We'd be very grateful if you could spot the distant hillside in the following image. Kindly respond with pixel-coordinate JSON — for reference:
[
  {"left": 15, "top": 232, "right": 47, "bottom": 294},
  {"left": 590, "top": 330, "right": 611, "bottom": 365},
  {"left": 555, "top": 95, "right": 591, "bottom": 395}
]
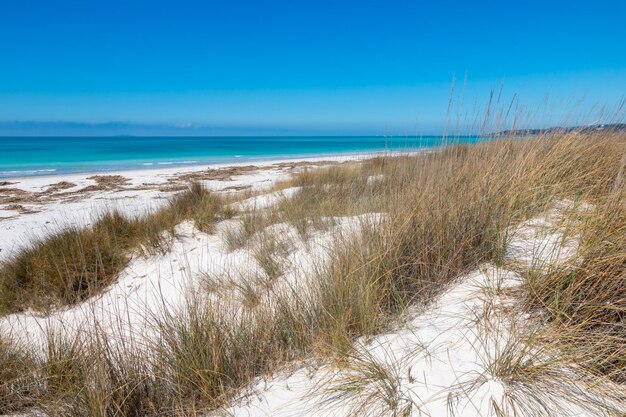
[{"left": 495, "top": 123, "right": 626, "bottom": 136}]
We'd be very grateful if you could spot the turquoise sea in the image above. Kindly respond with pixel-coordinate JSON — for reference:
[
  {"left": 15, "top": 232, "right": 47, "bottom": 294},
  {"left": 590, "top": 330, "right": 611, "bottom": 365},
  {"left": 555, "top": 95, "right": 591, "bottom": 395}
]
[{"left": 0, "top": 136, "right": 480, "bottom": 178}]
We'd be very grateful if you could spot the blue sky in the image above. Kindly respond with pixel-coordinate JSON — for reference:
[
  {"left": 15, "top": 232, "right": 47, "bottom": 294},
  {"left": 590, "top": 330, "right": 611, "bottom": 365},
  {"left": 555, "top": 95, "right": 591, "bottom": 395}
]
[{"left": 0, "top": 0, "right": 625, "bottom": 135}]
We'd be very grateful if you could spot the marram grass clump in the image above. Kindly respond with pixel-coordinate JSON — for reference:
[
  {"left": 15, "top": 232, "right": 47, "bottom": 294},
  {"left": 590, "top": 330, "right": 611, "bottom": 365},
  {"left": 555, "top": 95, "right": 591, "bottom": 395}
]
[
  {"left": 0, "top": 182, "right": 226, "bottom": 314},
  {"left": 524, "top": 185, "right": 626, "bottom": 383}
]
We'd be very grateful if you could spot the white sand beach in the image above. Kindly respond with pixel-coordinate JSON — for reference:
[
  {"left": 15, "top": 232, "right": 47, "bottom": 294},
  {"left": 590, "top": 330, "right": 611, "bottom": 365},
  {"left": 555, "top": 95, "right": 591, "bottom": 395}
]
[
  {"left": 0, "top": 153, "right": 393, "bottom": 263},
  {"left": 1, "top": 146, "right": 624, "bottom": 417}
]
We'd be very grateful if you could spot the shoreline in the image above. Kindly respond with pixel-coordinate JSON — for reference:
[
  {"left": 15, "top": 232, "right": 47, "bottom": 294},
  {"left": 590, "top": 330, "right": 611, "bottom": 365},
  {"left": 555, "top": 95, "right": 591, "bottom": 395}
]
[
  {"left": 0, "top": 150, "right": 423, "bottom": 262},
  {"left": 0, "top": 149, "right": 419, "bottom": 184},
  {"left": 0, "top": 147, "right": 431, "bottom": 181}
]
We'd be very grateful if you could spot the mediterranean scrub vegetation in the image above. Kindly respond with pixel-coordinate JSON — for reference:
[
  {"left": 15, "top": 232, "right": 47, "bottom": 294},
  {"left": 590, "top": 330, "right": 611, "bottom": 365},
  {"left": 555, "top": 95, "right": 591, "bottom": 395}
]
[{"left": 0, "top": 131, "right": 624, "bottom": 415}]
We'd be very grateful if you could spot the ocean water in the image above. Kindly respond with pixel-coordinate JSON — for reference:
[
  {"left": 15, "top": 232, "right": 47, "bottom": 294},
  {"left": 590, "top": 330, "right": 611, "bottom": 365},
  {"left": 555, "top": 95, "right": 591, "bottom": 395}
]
[{"left": 0, "top": 136, "right": 480, "bottom": 178}]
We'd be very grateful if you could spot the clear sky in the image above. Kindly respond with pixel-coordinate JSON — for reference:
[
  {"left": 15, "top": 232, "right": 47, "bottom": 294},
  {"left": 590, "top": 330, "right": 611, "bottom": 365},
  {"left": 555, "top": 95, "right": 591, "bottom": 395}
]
[{"left": 0, "top": 0, "right": 625, "bottom": 135}]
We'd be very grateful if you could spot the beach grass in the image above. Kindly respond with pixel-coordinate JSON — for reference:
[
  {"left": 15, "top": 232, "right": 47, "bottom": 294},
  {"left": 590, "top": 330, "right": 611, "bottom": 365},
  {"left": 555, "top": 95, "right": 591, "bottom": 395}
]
[
  {"left": 0, "top": 335, "right": 39, "bottom": 413},
  {"left": 0, "top": 131, "right": 625, "bottom": 414},
  {"left": 523, "top": 182, "right": 626, "bottom": 383},
  {"left": 0, "top": 182, "right": 227, "bottom": 314}
]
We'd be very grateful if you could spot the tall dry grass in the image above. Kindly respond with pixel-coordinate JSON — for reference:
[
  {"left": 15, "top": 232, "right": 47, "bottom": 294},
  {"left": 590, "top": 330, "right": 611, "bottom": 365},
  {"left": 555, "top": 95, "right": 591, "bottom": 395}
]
[
  {"left": 0, "top": 182, "right": 226, "bottom": 314},
  {"left": 147, "top": 133, "right": 625, "bottom": 412},
  {"left": 0, "top": 132, "right": 624, "bottom": 414},
  {"left": 524, "top": 170, "right": 626, "bottom": 383},
  {"left": 0, "top": 336, "right": 40, "bottom": 413}
]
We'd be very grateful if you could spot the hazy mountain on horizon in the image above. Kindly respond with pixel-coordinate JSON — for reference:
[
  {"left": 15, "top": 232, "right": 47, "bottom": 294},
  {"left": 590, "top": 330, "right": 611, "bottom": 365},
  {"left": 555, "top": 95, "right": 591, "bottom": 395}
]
[
  {"left": 0, "top": 121, "right": 379, "bottom": 137},
  {"left": 1, "top": 121, "right": 623, "bottom": 137}
]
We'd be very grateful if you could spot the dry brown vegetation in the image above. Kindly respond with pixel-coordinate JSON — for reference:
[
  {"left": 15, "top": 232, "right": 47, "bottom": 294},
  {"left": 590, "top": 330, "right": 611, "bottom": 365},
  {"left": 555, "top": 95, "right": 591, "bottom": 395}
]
[
  {"left": 0, "top": 182, "right": 228, "bottom": 314},
  {"left": 523, "top": 179, "right": 626, "bottom": 383},
  {"left": 0, "top": 132, "right": 624, "bottom": 415},
  {"left": 0, "top": 336, "right": 39, "bottom": 413}
]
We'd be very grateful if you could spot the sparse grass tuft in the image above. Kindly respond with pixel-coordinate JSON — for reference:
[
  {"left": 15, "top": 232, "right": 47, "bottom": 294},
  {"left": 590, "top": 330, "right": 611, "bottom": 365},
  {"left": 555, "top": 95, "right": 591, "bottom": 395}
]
[
  {"left": 0, "top": 336, "right": 40, "bottom": 414},
  {"left": 252, "top": 230, "right": 290, "bottom": 282},
  {"left": 324, "top": 344, "right": 416, "bottom": 417},
  {"left": 222, "top": 211, "right": 271, "bottom": 251}
]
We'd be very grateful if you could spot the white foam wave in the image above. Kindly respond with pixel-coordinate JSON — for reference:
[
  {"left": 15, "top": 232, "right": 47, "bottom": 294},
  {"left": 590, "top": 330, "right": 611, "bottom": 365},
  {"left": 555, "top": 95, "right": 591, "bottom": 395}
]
[
  {"left": 155, "top": 160, "right": 199, "bottom": 166},
  {"left": 0, "top": 168, "right": 57, "bottom": 175}
]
